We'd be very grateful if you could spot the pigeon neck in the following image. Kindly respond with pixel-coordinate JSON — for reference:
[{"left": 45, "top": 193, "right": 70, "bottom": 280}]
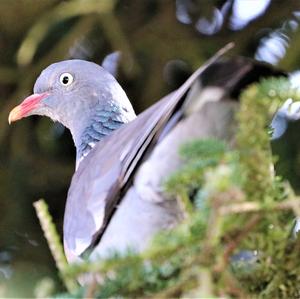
[{"left": 73, "top": 102, "right": 136, "bottom": 167}]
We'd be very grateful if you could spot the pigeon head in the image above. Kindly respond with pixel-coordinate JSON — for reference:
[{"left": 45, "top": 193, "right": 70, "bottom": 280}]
[{"left": 9, "top": 59, "right": 136, "bottom": 162}]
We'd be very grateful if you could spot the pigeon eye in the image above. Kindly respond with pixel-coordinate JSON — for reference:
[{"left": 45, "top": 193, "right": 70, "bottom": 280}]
[{"left": 59, "top": 73, "right": 74, "bottom": 86}]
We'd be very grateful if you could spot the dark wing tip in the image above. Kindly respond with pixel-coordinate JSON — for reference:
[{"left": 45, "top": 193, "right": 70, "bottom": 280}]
[{"left": 199, "top": 56, "right": 286, "bottom": 99}]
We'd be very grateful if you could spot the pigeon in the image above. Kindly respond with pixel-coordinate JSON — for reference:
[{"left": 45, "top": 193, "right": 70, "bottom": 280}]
[{"left": 8, "top": 48, "right": 284, "bottom": 264}]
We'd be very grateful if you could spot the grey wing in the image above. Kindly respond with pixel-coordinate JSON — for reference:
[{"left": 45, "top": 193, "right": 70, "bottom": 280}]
[
  {"left": 86, "top": 57, "right": 286, "bottom": 260},
  {"left": 63, "top": 47, "right": 231, "bottom": 262},
  {"left": 63, "top": 53, "right": 285, "bottom": 262},
  {"left": 63, "top": 94, "right": 181, "bottom": 261}
]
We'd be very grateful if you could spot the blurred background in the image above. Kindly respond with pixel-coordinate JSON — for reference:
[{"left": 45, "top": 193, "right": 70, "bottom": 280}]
[{"left": 1, "top": 0, "right": 300, "bottom": 296}]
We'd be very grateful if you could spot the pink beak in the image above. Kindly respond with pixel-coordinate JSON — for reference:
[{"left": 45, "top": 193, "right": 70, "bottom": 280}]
[{"left": 8, "top": 92, "right": 49, "bottom": 124}]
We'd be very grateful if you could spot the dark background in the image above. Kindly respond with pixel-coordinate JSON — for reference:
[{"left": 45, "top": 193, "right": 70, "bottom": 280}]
[{"left": 1, "top": 0, "right": 300, "bottom": 296}]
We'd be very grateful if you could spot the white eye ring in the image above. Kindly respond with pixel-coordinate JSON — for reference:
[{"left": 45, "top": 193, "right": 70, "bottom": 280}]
[{"left": 59, "top": 73, "right": 74, "bottom": 86}]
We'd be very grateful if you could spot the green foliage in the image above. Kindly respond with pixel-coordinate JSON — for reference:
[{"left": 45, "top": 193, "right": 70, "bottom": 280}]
[
  {"left": 33, "top": 199, "right": 78, "bottom": 294},
  {"left": 165, "top": 139, "right": 227, "bottom": 193},
  {"left": 237, "top": 77, "right": 300, "bottom": 204},
  {"left": 165, "top": 139, "right": 232, "bottom": 215}
]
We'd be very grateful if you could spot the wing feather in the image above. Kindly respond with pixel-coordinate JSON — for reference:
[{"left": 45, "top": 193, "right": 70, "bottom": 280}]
[{"left": 63, "top": 46, "right": 285, "bottom": 260}]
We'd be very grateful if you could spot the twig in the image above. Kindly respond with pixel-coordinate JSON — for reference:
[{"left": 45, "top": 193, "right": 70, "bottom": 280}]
[
  {"left": 33, "top": 199, "right": 78, "bottom": 293},
  {"left": 219, "top": 199, "right": 300, "bottom": 215},
  {"left": 176, "top": 192, "right": 194, "bottom": 219},
  {"left": 84, "top": 278, "right": 97, "bottom": 299},
  {"left": 221, "top": 214, "right": 261, "bottom": 269}
]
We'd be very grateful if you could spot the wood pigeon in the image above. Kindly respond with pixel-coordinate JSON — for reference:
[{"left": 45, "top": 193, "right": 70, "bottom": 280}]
[{"left": 8, "top": 50, "right": 283, "bottom": 265}]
